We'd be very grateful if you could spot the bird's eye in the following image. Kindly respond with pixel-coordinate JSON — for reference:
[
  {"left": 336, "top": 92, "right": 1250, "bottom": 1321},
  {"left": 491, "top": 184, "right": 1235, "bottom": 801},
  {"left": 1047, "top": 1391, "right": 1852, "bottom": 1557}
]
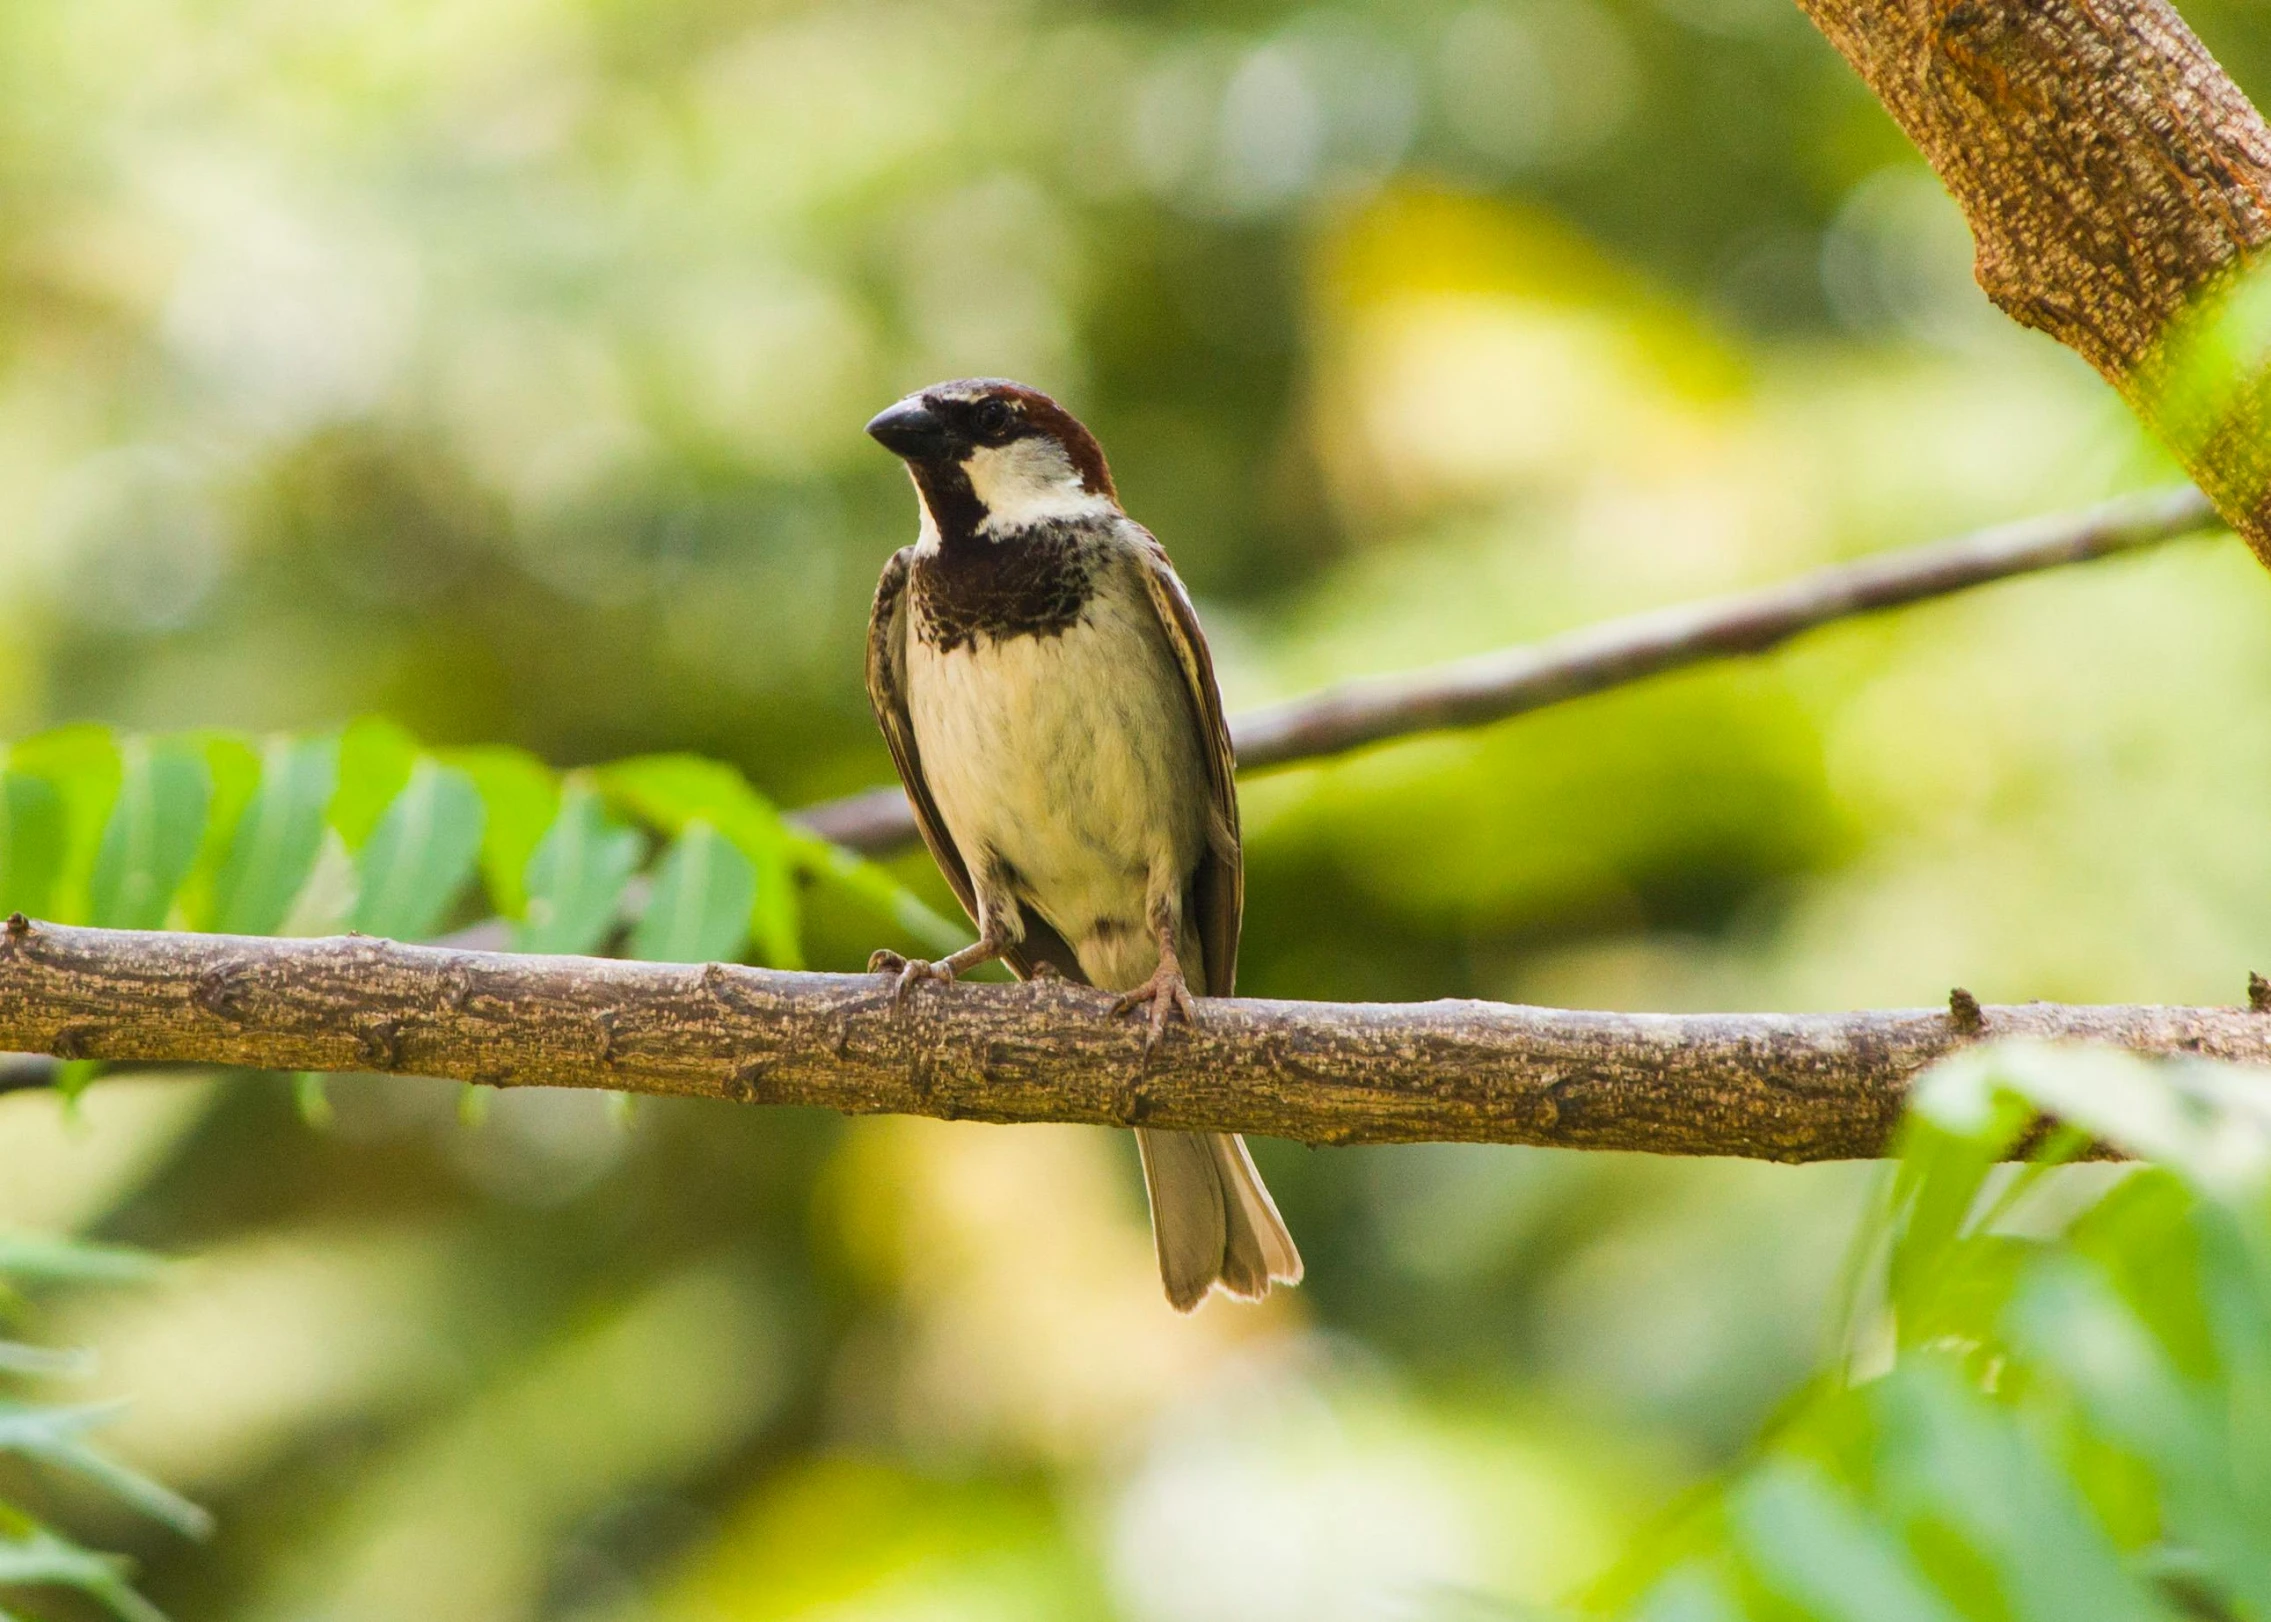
[{"left": 975, "top": 399, "right": 1015, "bottom": 438}]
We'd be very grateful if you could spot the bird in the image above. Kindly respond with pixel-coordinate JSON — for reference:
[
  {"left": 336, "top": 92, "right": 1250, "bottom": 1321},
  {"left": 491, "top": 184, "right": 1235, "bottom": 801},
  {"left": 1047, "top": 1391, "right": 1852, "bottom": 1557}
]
[{"left": 860, "top": 377, "right": 1302, "bottom": 1312}]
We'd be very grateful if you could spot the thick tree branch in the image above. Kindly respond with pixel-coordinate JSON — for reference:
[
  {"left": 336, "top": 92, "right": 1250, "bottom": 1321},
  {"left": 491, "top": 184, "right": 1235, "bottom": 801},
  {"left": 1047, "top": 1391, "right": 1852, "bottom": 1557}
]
[
  {"left": 1790, "top": 0, "right": 2271, "bottom": 562},
  {"left": 3, "top": 920, "right": 2265, "bottom": 1160},
  {"left": 797, "top": 486, "right": 2220, "bottom": 856}
]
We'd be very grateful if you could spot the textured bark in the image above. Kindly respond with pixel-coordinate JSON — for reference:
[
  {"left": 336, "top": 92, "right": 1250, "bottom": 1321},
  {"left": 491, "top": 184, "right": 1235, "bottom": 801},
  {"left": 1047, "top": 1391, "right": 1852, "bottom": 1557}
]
[
  {"left": 797, "top": 486, "right": 2220, "bottom": 857},
  {"left": 1793, "top": 0, "right": 2271, "bottom": 560},
  {"left": 5, "top": 920, "right": 2268, "bottom": 1160}
]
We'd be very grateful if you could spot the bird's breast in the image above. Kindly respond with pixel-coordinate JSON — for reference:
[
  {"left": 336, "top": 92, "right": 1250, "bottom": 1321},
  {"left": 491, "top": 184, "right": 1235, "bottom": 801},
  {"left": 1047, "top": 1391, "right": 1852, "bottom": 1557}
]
[{"left": 905, "top": 565, "right": 1209, "bottom": 937}]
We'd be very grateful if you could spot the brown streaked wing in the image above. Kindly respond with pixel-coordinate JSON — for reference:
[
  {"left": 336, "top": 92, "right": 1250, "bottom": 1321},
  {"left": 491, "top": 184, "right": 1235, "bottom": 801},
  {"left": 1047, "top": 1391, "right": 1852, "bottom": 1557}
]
[
  {"left": 864, "top": 545, "right": 1088, "bottom": 984},
  {"left": 865, "top": 547, "right": 979, "bottom": 921},
  {"left": 1128, "top": 526, "right": 1242, "bottom": 998}
]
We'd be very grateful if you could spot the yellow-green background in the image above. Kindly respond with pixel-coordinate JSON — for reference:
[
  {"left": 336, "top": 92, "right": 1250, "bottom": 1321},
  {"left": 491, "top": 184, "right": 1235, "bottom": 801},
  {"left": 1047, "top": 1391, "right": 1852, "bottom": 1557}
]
[{"left": 4, "top": 0, "right": 2270, "bottom": 1616}]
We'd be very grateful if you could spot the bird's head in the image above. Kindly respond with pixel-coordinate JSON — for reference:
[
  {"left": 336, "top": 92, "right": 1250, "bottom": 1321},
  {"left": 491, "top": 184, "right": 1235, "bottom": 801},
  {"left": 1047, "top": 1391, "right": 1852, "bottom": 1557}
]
[{"left": 865, "top": 379, "right": 1117, "bottom": 542}]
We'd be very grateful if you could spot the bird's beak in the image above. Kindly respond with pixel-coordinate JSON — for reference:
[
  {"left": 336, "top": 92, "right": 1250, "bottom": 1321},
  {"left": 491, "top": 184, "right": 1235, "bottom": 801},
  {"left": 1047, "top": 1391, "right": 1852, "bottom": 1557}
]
[{"left": 865, "top": 398, "right": 954, "bottom": 461}]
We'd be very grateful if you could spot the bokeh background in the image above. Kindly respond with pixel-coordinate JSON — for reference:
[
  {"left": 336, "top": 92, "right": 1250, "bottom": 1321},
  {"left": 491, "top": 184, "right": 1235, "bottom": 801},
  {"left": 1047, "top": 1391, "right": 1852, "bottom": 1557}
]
[{"left": 5, "top": 0, "right": 2271, "bottom": 1616}]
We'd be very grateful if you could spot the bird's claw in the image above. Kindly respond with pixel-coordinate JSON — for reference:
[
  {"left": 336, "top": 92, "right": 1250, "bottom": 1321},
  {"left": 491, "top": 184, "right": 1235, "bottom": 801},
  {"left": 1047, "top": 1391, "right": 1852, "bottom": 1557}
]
[
  {"left": 868, "top": 949, "right": 955, "bottom": 1010},
  {"left": 1111, "top": 960, "right": 1198, "bottom": 1056}
]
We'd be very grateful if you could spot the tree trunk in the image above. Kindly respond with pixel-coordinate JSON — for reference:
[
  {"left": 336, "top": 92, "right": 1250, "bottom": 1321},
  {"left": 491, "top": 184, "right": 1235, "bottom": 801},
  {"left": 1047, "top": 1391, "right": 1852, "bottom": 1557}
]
[{"left": 1796, "top": 0, "right": 2271, "bottom": 561}]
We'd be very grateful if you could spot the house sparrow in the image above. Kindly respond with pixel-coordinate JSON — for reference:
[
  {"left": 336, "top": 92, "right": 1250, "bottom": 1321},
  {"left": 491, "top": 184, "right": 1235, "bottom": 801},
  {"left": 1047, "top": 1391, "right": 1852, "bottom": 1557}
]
[{"left": 861, "top": 377, "right": 1302, "bottom": 1312}]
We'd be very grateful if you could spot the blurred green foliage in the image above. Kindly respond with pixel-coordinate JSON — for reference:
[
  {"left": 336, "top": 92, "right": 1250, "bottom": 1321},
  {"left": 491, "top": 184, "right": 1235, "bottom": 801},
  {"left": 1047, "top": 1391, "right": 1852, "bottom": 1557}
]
[
  {"left": 0, "top": 720, "right": 958, "bottom": 975},
  {"left": 3, "top": 0, "right": 2271, "bottom": 1617},
  {"left": 0, "top": 1234, "right": 204, "bottom": 1621},
  {"left": 1571, "top": 1043, "right": 2271, "bottom": 1622}
]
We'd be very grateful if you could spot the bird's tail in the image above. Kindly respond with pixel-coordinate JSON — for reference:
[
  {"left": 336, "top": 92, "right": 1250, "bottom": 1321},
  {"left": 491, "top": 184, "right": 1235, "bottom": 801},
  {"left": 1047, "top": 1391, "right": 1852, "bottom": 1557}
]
[{"left": 1135, "top": 1128, "right": 1303, "bottom": 1312}]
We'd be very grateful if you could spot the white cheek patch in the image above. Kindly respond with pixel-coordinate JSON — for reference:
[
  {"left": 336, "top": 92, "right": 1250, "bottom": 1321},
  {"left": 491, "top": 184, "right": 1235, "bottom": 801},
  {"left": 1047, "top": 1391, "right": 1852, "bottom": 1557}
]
[
  {"left": 966, "top": 438, "right": 1115, "bottom": 534},
  {"left": 912, "top": 467, "right": 943, "bottom": 553}
]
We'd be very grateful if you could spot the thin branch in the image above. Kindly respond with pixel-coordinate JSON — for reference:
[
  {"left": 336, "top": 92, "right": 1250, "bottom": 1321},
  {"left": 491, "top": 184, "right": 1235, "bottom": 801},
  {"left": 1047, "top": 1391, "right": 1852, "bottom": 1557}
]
[
  {"left": 795, "top": 486, "right": 2220, "bottom": 855},
  {"left": 3, "top": 920, "right": 2265, "bottom": 1160}
]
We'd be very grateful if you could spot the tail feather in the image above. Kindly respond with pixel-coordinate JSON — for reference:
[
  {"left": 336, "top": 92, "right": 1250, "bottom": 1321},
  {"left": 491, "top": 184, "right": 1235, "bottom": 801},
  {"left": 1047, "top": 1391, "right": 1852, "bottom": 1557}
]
[
  {"left": 1014, "top": 932, "right": 1300, "bottom": 1311},
  {"left": 1137, "top": 1127, "right": 1302, "bottom": 1312}
]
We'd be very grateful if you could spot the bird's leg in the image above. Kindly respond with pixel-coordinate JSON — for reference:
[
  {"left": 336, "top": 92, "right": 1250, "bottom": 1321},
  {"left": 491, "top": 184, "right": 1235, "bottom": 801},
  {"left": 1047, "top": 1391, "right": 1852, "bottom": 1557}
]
[
  {"left": 868, "top": 927, "right": 1008, "bottom": 1009},
  {"left": 1111, "top": 910, "right": 1198, "bottom": 1054}
]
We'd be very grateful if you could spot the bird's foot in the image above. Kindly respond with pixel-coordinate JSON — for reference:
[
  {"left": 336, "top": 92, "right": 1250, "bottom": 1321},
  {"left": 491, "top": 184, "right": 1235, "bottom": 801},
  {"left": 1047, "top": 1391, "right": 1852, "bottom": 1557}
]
[
  {"left": 868, "top": 948, "right": 957, "bottom": 1010},
  {"left": 1111, "top": 955, "right": 1198, "bottom": 1055}
]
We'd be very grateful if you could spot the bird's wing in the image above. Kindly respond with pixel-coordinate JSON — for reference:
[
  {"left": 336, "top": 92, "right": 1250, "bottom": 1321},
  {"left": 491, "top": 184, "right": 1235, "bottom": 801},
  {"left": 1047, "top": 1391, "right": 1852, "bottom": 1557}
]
[
  {"left": 866, "top": 546, "right": 980, "bottom": 922},
  {"left": 1129, "top": 526, "right": 1242, "bottom": 998},
  {"left": 865, "top": 546, "right": 1087, "bottom": 983}
]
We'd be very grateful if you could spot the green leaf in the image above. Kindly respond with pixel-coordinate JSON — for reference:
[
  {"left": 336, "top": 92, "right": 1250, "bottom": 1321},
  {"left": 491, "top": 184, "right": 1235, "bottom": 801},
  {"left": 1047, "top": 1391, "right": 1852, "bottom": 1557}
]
[
  {"left": 206, "top": 735, "right": 341, "bottom": 936},
  {"left": 0, "top": 1524, "right": 117, "bottom": 1586},
  {"left": 2094, "top": 1254, "right": 2266, "bottom": 1574},
  {"left": 292, "top": 1072, "right": 333, "bottom": 1129},
  {"left": 7, "top": 726, "right": 122, "bottom": 924},
  {"left": 630, "top": 820, "right": 755, "bottom": 964},
  {"left": 2006, "top": 1256, "right": 2271, "bottom": 1617},
  {"left": 441, "top": 745, "right": 559, "bottom": 919},
  {"left": 0, "top": 774, "right": 65, "bottom": 921},
  {"left": 351, "top": 760, "right": 485, "bottom": 941},
  {"left": 0, "top": 1403, "right": 210, "bottom": 1539},
  {"left": 0, "top": 1343, "right": 92, "bottom": 1379},
  {"left": 194, "top": 732, "right": 261, "bottom": 816},
  {"left": 327, "top": 716, "right": 420, "bottom": 851},
  {"left": 1867, "top": 1361, "right": 2178, "bottom": 1622},
  {"left": 1885, "top": 1045, "right": 2059, "bottom": 1346},
  {"left": 1609, "top": 1044, "right": 2271, "bottom": 1622},
  {"left": 86, "top": 739, "right": 211, "bottom": 931},
  {"left": 53, "top": 1061, "right": 100, "bottom": 1109},
  {"left": 2066, "top": 1170, "right": 2220, "bottom": 1387},
  {"left": 512, "top": 781, "right": 644, "bottom": 955},
  {"left": 277, "top": 830, "right": 359, "bottom": 937},
  {"left": 1632, "top": 1567, "right": 1745, "bottom": 1622},
  {"left": 0, "top": 1523, "right": 168, "bottom": 1622},
  {"left": 783, "top": 826, "right": 969, "bottom": 957},
  {"left": 1730, "top": 1460, "right": 1965, "bottom": 1622},
  {"left": 169, "top": 731, "right": 259, "bottom": 930},
  {"left": 0, "top": 1234, "right": 165, "bottom": 1287},
  {"left": 0, "top": 1233, "right": 186, "bottom": 1622},
  {"left": 598, "top": 755, "right": 802, "bottom": 968},
  {"left": 1920, "top": 1042, "right": 2271, "bottom": 1202}
]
